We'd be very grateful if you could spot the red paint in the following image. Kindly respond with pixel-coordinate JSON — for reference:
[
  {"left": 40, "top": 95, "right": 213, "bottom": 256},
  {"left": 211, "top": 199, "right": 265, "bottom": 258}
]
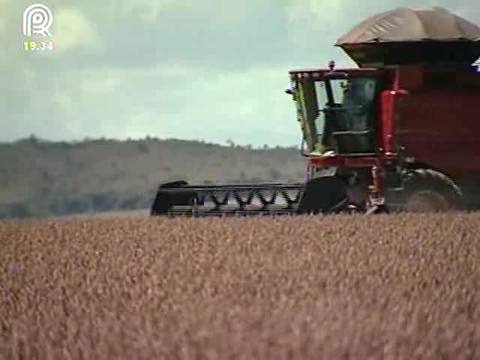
[
  {"left": 294, "top": 65, "right": 480, "bottom": 179},
  {"left": 394, "top": 86, "right": 480, "bottom": 176},
  {"left": 380, "top": 90, "right": 395, "bottom": 154},
  {"left": 309, "top": 155, "right": 381, "bottom": 168}
]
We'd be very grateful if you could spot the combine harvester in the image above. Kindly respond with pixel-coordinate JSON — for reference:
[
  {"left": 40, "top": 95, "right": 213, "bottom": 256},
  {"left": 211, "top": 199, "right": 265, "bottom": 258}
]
[{"left": 151, "top": 7, "right": 480, "bottom": 216}]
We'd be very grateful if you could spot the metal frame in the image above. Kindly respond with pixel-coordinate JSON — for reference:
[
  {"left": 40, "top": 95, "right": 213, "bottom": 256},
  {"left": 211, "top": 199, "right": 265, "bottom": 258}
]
[{"left": 153, "top": 183, "right": 305, "bottom": 217}]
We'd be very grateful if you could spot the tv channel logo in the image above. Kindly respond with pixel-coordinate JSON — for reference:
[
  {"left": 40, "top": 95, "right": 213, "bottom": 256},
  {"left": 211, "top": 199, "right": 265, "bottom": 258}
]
[{"left": 23, "top": 4, "right": 53, "bottom": 37}]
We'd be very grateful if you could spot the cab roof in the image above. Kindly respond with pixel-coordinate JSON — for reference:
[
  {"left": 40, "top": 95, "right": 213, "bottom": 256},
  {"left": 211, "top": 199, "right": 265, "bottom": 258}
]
[{"left": 289, "top": 68, "right": 383, "bottom": 80}]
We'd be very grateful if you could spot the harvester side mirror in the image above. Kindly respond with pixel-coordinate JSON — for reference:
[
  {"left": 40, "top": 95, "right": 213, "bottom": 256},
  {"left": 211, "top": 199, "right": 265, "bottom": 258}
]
[
  {"left": 286, "top": 87, "right": 298, "bottom": 101},
  {"left": 285, "top": 88, "right": 295, "bottom": 95},
  {"left": 300, "top": 138, "right": 309, "bottom": 157}
]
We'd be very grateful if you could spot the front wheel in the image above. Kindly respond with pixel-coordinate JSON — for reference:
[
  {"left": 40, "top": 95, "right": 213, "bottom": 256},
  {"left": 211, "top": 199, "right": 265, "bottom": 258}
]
[{"left": 399, "top": 169, "right": 463, "bottom": 213}]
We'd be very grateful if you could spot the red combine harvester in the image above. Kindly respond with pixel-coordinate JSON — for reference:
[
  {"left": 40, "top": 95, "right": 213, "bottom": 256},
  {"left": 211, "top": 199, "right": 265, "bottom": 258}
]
[{"left": 151, "top": 7, "right": 480, "bottom": 216}]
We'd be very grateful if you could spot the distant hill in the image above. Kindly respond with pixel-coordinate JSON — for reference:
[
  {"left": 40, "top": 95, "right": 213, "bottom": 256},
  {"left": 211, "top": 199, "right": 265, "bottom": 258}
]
[{"left": 0, "top": 137, "right": 306, "bottom": 218}]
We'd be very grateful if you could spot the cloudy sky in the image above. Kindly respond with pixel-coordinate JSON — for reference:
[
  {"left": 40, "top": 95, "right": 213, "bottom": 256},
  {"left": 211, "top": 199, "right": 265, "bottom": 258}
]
[{"left": 1, "top": 0, "right": 479, "bottom": 146}]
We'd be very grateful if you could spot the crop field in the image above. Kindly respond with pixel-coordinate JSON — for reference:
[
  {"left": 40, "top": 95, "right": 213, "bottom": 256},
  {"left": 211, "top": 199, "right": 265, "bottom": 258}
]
[{"left": 1, "top": 214, "right": 479, "bottom": 359}]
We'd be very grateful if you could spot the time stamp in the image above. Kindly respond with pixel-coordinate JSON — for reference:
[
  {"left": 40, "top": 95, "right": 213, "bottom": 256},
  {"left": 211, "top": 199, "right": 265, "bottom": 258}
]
[{"left": 24, "top": 41, "right": 55, "bottom": 51}]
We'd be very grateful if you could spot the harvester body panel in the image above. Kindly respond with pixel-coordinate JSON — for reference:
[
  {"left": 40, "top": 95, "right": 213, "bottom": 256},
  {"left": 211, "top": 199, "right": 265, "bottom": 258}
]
[{"left": 391, "top": 69, "right": 480, "bottom": 176}]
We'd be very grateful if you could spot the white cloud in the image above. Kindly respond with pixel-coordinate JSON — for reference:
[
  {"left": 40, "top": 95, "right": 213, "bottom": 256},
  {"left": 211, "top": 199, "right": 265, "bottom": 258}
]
[
  {"left": 155, "top": 65, "right": 301, "bottom": 146},
  {"left": 53, "top": 8, "right": 99, "bottom": 52},
  {"left": 287, "top": 0, "right": 345, "bottom": 27},
  {"left": 7, "top": 0, "right": 479, "bottom": 146},
  {"left": 111, "top": 0, "right": 175, "bottom": 22},
  {"left": 81, "top": 76, "right": 122, "bottom": 96}
]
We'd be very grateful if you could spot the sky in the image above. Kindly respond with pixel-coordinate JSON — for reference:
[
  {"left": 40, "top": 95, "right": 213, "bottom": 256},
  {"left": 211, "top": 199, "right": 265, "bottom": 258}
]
[{"left": 1, "top": 0, "right": 479, "bottom": 146}]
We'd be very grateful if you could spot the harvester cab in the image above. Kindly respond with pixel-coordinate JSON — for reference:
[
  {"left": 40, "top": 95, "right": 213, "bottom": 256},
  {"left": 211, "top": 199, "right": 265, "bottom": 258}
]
[
  {"left": 286, "top": 65, "right": 388, "bottom": 214},
  {"left": 289, "top": 65, "right": 381, "bottom": 158},
  {"left": 286, "top": 66, "right": 387, "bottom": 213}
]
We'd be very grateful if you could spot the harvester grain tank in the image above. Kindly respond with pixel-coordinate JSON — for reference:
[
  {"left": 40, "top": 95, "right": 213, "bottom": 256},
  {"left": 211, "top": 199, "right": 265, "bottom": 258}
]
[{"left": 151, "top": 7, "right": 480, "bottom": 216}]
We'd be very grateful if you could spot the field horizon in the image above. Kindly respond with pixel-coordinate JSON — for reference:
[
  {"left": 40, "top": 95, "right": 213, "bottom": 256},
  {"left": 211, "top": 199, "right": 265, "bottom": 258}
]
[{"left": 0, "top": 137, "right": 305, "bottom": 219}]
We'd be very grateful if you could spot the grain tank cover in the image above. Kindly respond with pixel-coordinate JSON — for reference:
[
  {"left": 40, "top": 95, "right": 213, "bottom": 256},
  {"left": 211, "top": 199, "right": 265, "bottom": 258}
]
[{"left": 336, "top": 7, "right": 480, "bottom": 67}]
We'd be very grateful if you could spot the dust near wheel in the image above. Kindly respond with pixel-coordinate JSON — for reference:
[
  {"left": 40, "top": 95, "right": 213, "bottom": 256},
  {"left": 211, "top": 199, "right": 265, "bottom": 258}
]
[{"left": 400, "top": 169, "right": 463, "bottom": 213}]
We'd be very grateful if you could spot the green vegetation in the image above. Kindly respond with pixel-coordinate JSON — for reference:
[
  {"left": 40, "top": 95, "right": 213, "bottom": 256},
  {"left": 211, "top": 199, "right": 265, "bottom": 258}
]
[{"left": 0, "top": 137, "right": 305, "bottom": 218}]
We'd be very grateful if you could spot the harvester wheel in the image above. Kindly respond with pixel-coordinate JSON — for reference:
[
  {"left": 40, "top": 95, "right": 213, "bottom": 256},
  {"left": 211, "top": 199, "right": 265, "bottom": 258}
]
[{"left": 401, "top": 169, "right": 463, "bottom": 213}]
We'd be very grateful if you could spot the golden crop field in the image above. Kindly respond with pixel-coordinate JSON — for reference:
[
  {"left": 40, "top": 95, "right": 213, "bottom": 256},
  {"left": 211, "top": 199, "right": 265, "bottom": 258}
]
[{"left": 1, "top": 214, "right": 479, "bottom": 359}]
